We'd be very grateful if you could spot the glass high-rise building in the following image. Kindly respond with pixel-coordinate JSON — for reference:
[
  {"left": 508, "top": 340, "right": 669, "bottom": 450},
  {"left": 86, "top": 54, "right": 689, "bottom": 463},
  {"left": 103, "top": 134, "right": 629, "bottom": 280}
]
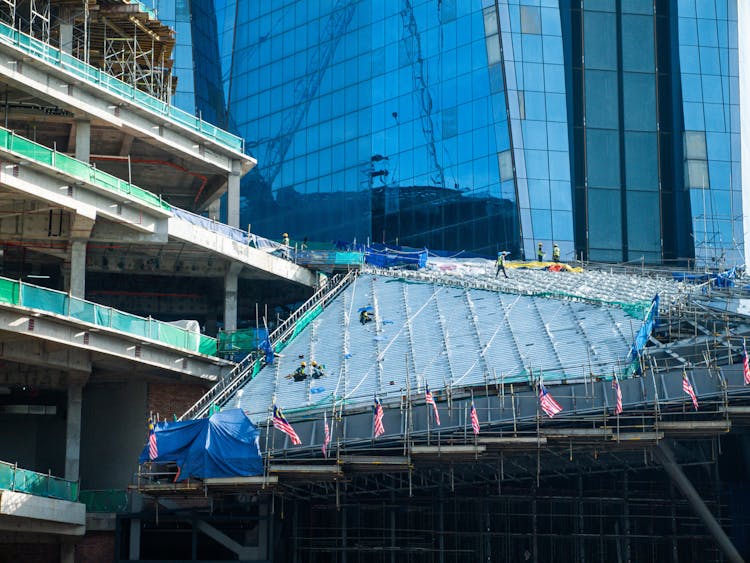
[{"left": 174, "top": 0, "right": 748, "bottom": 266}]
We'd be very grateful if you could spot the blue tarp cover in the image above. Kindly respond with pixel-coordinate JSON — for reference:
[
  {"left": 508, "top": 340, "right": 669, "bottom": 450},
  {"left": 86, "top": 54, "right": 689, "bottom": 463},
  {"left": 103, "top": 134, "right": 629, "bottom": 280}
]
[
  {"left": 365, "top": 244, "right": 428, "bottom": 269},
  {"left": 139, "top": 409, "right": 262, "bottom": 481}
]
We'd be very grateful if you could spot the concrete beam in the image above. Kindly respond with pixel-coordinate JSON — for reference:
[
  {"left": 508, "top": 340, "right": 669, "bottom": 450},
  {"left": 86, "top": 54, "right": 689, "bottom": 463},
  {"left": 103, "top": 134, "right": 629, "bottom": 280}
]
[
  {"left": 0, "top": 155, "right": 166, "bottom": 233},
  {"left": 0, "top": 339, "right": 91, "bottom": 374},
  {"left": 89, "top": 220, "right": 168, "bottom": 244},
  {"left": 0, "top": 307, "right": 226, "bottom": 380},
  {"left": 168, "top": 217, "right": 317, "bottom": 288},
  {"left": 0, "top": 491, "right": 85, "bottom": 535},
  {"left": 0, "top": 365, "right": 70, "bottom": 389},
  {"left": 0, "top": 46, "right": 253, "bottom": 175}
]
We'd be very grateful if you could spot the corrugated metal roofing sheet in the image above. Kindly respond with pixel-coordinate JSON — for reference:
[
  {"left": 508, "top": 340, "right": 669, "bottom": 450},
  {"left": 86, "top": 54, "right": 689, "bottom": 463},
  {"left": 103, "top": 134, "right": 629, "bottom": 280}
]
[{"left": 229, "top": 274, "right": 644, "bottom": 421}]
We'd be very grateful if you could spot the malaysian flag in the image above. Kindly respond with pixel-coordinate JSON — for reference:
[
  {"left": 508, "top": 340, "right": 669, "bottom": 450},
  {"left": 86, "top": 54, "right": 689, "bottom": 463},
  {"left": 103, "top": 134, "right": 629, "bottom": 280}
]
[
  {"left": 148, "top": 414, "right": 158, "bottom": 461},
  {"left": 425, "top": 384, "right": 441, "bottom": 426},
  {"left": 322, "top": 412, "right": 331, "bottom": 458},
  {"left": 470, "top": 401, "right": 480, "bottom": 435},
  {"left": 682, "top": 373, "right": 699, "bottom": 411},
  {"left": 744, "top": 342, "right": 750, "bottom": 385},
  {"left": 612, "top": 376, "right": 623, "bottom": 416},
  {"left": 373, "top": 397, "right": 385, "bottom": 437},
  {"left": 272, "top": 405, "right": 302, "bottom": 445},
  {"left": 539, "top": 382, "right": 563, "bottom": 418}
]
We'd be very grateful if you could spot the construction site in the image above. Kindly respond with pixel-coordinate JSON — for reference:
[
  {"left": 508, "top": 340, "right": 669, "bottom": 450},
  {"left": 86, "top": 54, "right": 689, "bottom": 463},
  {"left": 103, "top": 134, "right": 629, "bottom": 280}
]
[{"left": 0, "top": 1, "right": 747, "bottom": 562}]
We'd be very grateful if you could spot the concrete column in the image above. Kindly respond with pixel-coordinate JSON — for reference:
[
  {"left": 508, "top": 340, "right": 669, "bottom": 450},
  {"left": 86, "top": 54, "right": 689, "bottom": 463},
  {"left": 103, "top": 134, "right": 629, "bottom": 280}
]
[
  {"left": 227, "top": 160, "right": 241, "bottom": 228},
  {"left": 75, "top": 119, "right": 90, "bottom": 163},
  {"left": 68, "top": 239, "right": 86, "bottom": 298},
  {"left": 59, "top": 24, "right": 73, "bottom": 54},
  {"left": 64, "top": 383, "right": 82, "bottom": 481},
  {"left": 60, "top": 542, "right": 74, "bottom": 563},
  {"left": 224, "top": 263, "right": 242, "bottom": 333},
  {"left": 129, "top": 494, "right": 142, "bottom": 560},
  {"left": 59, "top": 8, "right": 73, "bottom": 55}
]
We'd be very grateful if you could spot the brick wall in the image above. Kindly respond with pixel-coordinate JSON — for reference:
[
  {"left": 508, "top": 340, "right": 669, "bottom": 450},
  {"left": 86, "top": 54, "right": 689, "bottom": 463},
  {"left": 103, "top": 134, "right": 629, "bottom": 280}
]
[
  {"left": 76, "top": 532, "right": 115, "bottom": 563},
  {"left": 148, "top": 382, "right": 208, "bottom": 420}
]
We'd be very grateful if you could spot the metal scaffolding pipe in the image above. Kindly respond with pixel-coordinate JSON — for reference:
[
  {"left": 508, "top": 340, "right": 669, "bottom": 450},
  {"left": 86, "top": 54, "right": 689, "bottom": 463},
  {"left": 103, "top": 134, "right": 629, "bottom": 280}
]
[{"left": 654, "top": 443, "right": 744, "bottom": 563}]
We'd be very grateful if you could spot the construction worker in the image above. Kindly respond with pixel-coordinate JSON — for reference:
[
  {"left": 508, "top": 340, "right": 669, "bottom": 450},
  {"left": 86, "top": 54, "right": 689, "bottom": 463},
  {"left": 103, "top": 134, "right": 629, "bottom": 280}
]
[
  {"left": 281, "top": 233, "right": 290, "bottom": 246},
  {"left": 536, "top": 242, "right": 544, "bottom": 263},
  {"left": 552, "top": 243, "right": 560, "bottom": 262},
  {"left": 311, "top": 361, "right": 325, "bottom": 379},
  {"left": 360, "top": 310, "right": 373, "bottom": 325},
  {"left": 292, "top": 361, "right": 307, "bottom": 382},
  {"left": 495, "top": 251, "right": 509, "bottom": 279}
]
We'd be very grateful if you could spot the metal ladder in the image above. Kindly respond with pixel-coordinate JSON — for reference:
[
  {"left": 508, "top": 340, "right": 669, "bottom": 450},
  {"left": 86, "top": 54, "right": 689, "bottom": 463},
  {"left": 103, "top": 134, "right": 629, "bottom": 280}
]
[{"left": 179, "top": 269, "right": 359, "bottom": 420}]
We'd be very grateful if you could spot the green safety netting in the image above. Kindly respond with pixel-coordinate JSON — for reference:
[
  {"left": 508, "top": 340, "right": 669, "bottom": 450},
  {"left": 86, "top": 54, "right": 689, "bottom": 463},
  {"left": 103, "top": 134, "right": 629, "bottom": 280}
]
[
  {"left": 0, "top": 276, "right": 219, "bottom": 356},
  {"left": 21, "top": 284, "right": 67, "bottom": 315},
  {"left": 199, "top": 335, "right": 219, "bottom": 356},
  {"left": 0, "top": 128, "right": 171, "bottom": 212},
  {"left": 0, "top": 278, "right": 19, "bottom": 304},
  {"left": 0, "top": 462, "right": 79, "bottom": 502},
  {"left": 79, "top": 489, "right": 128, "bottom": 513},
  {"left": 218, "top": 328, "right": 268, "bottom": 355}
]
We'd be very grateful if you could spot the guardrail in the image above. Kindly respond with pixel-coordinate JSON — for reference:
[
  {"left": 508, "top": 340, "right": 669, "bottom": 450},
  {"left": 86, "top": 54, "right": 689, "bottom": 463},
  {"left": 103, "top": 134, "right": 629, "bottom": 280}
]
[
  {"left": 0, "top": 276, "right": 218, "bottom": 356},
  {"left": 179, "top": 269, "right": 359, "bottom": 420},
  {"left": 0, "top": 460, "right": 79, "bottom": 502},
  {"left": 0, "top": 126, "right": 171, "bottom": 211},
  {"left": 0, "top": 21, "right": 244, "bottom": 153}
]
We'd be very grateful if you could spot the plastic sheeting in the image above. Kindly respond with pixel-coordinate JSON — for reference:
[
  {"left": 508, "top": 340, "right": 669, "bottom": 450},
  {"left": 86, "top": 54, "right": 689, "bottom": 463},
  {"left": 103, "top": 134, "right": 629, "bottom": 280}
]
[
  {"left": 171, "top": 208, "right": 281, "bottom": 252},
  {"left": 138, "top": 409, "right": 262, "bottom": 481}
]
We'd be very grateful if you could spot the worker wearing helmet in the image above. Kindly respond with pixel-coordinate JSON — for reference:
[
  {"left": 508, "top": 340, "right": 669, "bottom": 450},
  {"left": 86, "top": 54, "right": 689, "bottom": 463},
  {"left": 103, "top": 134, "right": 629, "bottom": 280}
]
[
  {"left": 536, "top": 242, "right": 544, "bottom": 263},
  {"left": 495, "top": 251, "right": 509, "bottom": 279},
  {"left": 360, "top": 310, "right": 373, "bottom": 325},
  {"left": 292, "top": 361, "right": 308, "bottom": 382},
  {"left": 311, "top": 361, "right": 325, "bottom": 379},
  {"left": 282, "top": 233, "right": 290, "bottom": 246},
  {"left": 552, "top": 243, "right": 560, "bottom": 262}
]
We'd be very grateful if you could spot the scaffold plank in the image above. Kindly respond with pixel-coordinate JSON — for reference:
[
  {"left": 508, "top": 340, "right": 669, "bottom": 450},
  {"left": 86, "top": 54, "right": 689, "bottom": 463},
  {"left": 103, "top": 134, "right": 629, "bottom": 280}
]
[
  {"left": 478, "top": 437, "right": 548, "bottom": 447},
  {"left": 410, "top": 445, "right": 486, "bottom": 456},
  {"left": 539, "top": 428, "right": 613, "bottom": 438},
  {"left": 268, "top": 464, "right": 342, "bottom": 475},
  {"left": 658, "top": 420, "right": 731, "bottom": 433},
  {"left": 203, "top": 476, "right": 278, "bottom": 486}
]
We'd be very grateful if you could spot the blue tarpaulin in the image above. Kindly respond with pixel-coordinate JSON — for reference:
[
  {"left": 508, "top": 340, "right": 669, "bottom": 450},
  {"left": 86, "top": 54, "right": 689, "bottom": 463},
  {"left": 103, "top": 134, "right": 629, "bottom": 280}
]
[
  {"left": 139, "top": 409, "right": 263, "bottom": 481},
  {"left": 627, "top": 294, "right": 659, "bottom": 366},
  {"left": 365, "top": 244, "right": 428, "bottom": 269},
  {"left": 671, "top": 267, "right": 736, "bottom": 288}
]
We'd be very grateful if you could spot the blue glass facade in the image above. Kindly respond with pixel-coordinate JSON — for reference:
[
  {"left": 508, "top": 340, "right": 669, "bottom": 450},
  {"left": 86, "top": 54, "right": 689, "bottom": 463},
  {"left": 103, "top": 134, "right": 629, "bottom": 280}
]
[
  {"left": 174, "top": 0, "right": 745, "bottom": 265},
  {"left": 496, "top": 0, "right": 575, "bottom": 261},
  {"left": 676, "top": 0, "right": 742, "bottom": 267}
]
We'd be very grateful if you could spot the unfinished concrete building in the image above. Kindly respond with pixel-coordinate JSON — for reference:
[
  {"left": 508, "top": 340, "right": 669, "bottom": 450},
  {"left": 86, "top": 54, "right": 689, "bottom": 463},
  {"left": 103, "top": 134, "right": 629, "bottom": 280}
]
[
  {"left": 0, "top": 2, "right": 750, "bottom": 563},
  {"left": 0, "top": 1, "right": 318, "bottom": 561}
]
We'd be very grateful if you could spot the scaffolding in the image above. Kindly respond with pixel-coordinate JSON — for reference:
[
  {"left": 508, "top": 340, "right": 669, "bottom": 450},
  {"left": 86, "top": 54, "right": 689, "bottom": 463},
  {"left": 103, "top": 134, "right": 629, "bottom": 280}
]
[
  {"left": 0, "top": 0, "right": 176, "bottom": 102},
  {"left": 131, "top": 268, "right": 750, "bottom": 562}
]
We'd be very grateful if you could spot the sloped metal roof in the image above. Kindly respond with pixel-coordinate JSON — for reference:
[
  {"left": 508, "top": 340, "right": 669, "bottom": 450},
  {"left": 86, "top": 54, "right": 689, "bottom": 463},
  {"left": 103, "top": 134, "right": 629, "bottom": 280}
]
[{"left": 229, "top": 274, "right": 645, "bottom": 422}]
